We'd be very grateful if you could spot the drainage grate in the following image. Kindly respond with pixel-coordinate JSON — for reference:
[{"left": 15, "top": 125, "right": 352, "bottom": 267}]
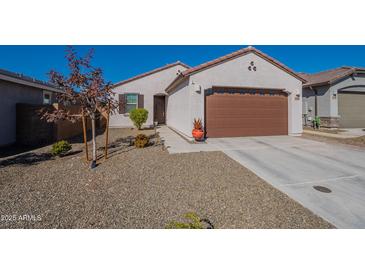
[{"left": 313, "top": 185, "right": 332, "bottom": 193}]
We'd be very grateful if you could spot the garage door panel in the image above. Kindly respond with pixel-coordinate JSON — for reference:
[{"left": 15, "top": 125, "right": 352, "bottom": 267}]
[
  {"left": 207, "top": 121, "right": 287, "bottom": 131},
  {"left": 208, "top": 98, "right": 286, "bottom": 108},
  {"left": 206, "top": 89, "right": 288, "bottom": 137},
  {"left": 207, "top": 109, "right": 288, "bottom": 117},
  {"left": 207, "top": 117, "right": 287, "bottom": 125}
]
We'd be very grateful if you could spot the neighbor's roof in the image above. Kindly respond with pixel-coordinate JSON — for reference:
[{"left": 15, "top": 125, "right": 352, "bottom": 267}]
[
  {"left": 0, "top": 68, "right": 61, "bottom": 92},
  {"left": 113, "top": 61, "right": 190, "bottom": 87},
  {"left": 165, "top": 46, "right": 306, "bottom": 92},
  {"left": 299, "top": 66, "right": 365, "bottom": 88}
]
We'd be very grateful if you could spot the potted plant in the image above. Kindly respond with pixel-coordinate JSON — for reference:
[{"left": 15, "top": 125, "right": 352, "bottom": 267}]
[{"left": 192, "top": 118, "right": 204, "bottom": 141}]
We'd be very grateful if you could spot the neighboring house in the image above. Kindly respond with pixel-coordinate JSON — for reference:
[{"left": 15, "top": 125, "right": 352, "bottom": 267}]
[
  {"left": 110, "top": 61, "right": 190, "bottom": 128},
  {"left": 300, "top": 67, "right": 365, "bottom": 128},
  {"left": 0, "top": 69, "right": 61, "bottom": 146},
  {"left": 112, "top": 46, "right": 305, "bottom": 139}
]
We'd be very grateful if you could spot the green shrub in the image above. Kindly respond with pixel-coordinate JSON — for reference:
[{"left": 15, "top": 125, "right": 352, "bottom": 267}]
[
  {"left": 129, "top": 108, "right": 148, "bottom": 130},
  {"left": 314, "top": 116, "right": 321, "bottom": 129},
  {"left": 134, "top": 134, "right": 149, "bottom": 148},
  {"left": 51, "top": 140, "right": 72, "bottom": 156},
  {"left": 166, "top": 212, "right": 204, "bottom": 229}
]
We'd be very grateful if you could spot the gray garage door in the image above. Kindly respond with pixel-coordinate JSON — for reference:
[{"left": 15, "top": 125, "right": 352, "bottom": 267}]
[{"left": 338, "top": 92, "right": 365, "bottom": 128}]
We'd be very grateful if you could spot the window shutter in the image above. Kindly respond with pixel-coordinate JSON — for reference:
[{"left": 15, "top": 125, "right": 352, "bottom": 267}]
[
  {"left": 119, "top": 94, "right": 126, "bottom": 114},
  {"left": 138, "top": 94, "right": 144, "bottom": 108}
]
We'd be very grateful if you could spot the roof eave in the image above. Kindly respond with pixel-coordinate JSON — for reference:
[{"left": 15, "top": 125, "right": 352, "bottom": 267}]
[
  {"left": 113, "top": 61, "right": 190, "bottom": 88},
  {"left": 251, "top": 49, "right": 307, "bottom": 83},
  {"left": 179, "top": 47, "right": 307, "bottom": 83},
  {"left": 165, "top": 74, "right": 185, "bottom": 93},
  {"left": 0, "top": 73, "right": 62, "bottom": 93},
  {"left": 303, "top": 68, "right": 365, "bottom": 88},
  {"left": 303, "top": 81, "right": 330, "bottom": 88}
]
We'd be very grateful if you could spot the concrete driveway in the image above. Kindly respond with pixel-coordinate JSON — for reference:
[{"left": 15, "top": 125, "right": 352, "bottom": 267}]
[
  {"left": 159, "top": 127, "right": 365, "bottom": 228},
  {"left": 209, "top": 136, "right": 365, "bottom": 228}
]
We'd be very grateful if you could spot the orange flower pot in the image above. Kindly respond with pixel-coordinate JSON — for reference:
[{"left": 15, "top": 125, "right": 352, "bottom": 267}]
[{"left": 192, "top": 129, "right": 204, "bottom": 141}]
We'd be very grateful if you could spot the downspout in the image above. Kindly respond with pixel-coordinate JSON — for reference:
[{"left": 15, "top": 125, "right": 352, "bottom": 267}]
[{"left": 310, "top": 86, "right": 318, "bottom": 116}]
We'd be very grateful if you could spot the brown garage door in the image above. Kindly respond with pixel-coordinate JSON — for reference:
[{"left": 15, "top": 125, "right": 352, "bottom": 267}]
[
  {"left": 338, "top": 92, "right": 365, "bottom": 128},
  {"left": 205, "top": 88, "right": 288, "bottom": 138}
]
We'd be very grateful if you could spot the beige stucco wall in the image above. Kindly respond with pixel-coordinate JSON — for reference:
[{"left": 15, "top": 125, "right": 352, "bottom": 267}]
[
  {"left": 110, "top": 64, "right": 186, "bottom": 128},
  {"left": 168, "top": 52, "right": 303, "bottom": 137},
  {"left": 166, "top": 78, "right": 192, "bottom": 136}
]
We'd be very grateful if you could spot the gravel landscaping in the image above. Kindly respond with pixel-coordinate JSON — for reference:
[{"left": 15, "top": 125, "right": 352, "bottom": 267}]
[
  {"left": 302, "top": 133, "right": 365, "bottom": 148},
  {"left": 0, "top": 128, "right": 333, "bottom": 228},
  {"left": 304, "top": 127, "right": 347, "bottom": 134}
]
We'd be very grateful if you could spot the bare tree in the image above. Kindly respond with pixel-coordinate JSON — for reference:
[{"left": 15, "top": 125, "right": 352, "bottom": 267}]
[{"left": 41, "top": 46, "right": 117, "bottom": 168}]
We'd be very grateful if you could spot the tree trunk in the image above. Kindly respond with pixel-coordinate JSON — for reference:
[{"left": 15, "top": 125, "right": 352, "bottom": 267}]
[
  {"left": 104, "top": 103, "right": 110, "bottom": 160},
  {"left": 91, "top": 117, "right": 97, "bottom": 168},
  {"left": 81, "top": 110, "right": 89, "bottom": 162}
]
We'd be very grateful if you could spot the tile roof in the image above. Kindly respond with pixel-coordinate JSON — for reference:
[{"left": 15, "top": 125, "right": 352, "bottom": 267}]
[
  {"left": 299, "top": 66, "right": 365, "bottom": 87},
  {"left": 166, "top": 46, "right": 306, "bottom": 92},
  {"left": 113, "top": 61, "right": 190, "bottom": 87},
  {"left": 0, "top": 68, "right": 60, "bottom": 92}
]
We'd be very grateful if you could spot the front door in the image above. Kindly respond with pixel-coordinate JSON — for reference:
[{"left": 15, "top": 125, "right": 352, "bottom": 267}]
[{"left": 154, "top": 96, "right": 166, "bottom": 124}]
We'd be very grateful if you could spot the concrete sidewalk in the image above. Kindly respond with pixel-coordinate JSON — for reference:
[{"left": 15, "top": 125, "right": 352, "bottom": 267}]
[
  {"left": 304, "top": 128, "right": 365, "bottom": 139},
  {"left": 340, "top": 128, "right": 365, "bottom": 137},
  {"left": 157, "top": 126, "right": 219, "bottom": 153},
  {"left": 303, "top": 129, "right": 355, "bottom": 139}
]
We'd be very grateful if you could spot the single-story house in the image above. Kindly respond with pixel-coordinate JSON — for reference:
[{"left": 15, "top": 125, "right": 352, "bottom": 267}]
[
  {"left": 110, "top": 61, "right": 190, "bottom": 128},
  {"left": 300, "top": 66, "right": 365, "bottom": 128},
  {"left": 111, "top": 46, "right": 305, "bottom": 139},
  {"left": 0, "top": 69, "right": 61, "bottom": 146}
]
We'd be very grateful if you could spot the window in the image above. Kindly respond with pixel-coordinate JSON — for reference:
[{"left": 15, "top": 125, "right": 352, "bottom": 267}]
[
  {"left": 43, "top": 91, "right": 52, "bottom": 105},
  {"left": 126, "top": 94, "right": 138, "bottom": 113}
]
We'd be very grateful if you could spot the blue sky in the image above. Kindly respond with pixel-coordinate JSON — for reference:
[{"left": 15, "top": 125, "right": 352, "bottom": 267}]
[{"left": 0, "top": 46, "right": 365, "bottom": 83}]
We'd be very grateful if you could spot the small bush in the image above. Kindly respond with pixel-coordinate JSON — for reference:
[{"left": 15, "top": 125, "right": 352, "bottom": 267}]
[
  {"left": 51, "top": 140, "right": 72, "bottom": 156},
  {"left": 129, "top": 108, "right": 148, "bottom": 130},
  {"left": 134, "top": 134, "right": 149, "bottom": 148},
  {"left": 314, "top": 116, "right": 321, "bottom": 129},
  {"left": 166, "top": 212, "right": 204, "bottom": 229}
]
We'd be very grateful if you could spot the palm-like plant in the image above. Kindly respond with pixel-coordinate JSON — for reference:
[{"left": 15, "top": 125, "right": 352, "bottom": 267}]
[{"left": 193, "top": 118, "right": 203, "bottom": 130}]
